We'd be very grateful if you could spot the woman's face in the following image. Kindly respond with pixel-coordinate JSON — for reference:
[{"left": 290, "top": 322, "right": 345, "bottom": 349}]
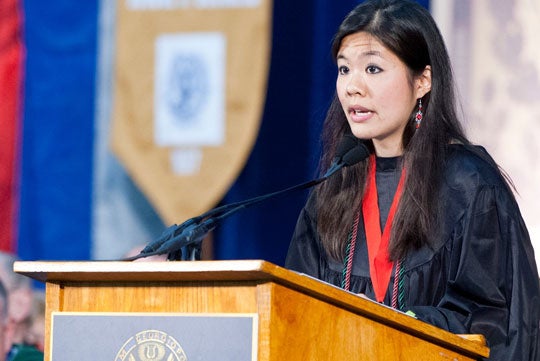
[{"left": 336, "top": 32, "right": 430, "bottom": 157}]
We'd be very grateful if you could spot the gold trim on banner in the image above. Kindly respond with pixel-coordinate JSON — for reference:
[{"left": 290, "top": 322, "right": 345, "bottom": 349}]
[{"left": 111, "top": 0, "right": 273, "bottom": 224}]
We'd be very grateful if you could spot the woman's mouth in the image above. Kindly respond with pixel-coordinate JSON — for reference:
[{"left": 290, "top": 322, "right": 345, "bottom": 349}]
[{"left": 349, "top": 107, "right": 374, "bottom": 122}]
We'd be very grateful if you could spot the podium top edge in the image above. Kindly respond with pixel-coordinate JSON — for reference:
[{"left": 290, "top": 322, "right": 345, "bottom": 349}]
[{"left": 13, "top": 259, "right": 276, "bottom": 282}]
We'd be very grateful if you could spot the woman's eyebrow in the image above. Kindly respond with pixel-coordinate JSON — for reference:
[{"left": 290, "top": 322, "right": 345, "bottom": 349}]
[{"left": 337, "top": 49, "right": 383, "bottom": 61}]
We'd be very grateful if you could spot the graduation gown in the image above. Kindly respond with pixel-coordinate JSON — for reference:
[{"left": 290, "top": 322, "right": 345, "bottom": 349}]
[{"left": 285, "top": 144, "right": 540, "bottom": 361}]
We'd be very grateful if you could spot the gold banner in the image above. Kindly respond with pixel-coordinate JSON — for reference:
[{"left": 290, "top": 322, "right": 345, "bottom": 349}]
[{"left": 111, "top": 0, "right": 273, "bottom": 224}]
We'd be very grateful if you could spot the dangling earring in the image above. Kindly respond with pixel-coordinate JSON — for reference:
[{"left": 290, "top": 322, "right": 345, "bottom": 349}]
[{"left": 415, "top": 98, "right": 423, "bottom": 129}]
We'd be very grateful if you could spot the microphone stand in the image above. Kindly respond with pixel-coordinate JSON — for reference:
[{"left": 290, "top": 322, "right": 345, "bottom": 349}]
[
  {"left": 124, "top": 170, "right": 332, "bottom": 261},
  {"left": 124, "top": 138, "right": 369, "bottom": 262}
]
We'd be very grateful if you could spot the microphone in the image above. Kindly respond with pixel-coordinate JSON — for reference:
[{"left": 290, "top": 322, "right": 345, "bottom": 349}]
[
  {"left": 325, "top": 132, "right": 369, "bottom": 177},
  {"left": 125, "top": 135, "right": 369, "bottom": 261}
]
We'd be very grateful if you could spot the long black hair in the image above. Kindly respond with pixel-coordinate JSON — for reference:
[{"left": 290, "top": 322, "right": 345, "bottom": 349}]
[{"left": 316, "top": 0, "right": 470, "bottom": 261}]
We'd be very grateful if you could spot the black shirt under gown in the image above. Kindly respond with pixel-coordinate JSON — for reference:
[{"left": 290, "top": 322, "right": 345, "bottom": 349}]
[{"left": 285, "top": 144, "right": 540, "bottom": 361}]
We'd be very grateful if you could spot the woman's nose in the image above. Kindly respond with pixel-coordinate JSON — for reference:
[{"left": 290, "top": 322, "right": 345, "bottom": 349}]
[{"left": 346, "top": 73, "right": 366, "bottom": 96}]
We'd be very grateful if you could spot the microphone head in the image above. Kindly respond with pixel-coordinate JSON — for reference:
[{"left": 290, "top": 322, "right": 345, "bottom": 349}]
[
  {"left": 342, "top": 141, "right": 370, "bottom": 166},
  {"left": 333, "top": 133, "right": 360, "bottom": 163}
]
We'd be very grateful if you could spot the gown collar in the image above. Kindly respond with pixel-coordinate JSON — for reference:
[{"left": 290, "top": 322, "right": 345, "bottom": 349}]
[{"left": 375, "top": 156, "right": 401, "bottom": 172}]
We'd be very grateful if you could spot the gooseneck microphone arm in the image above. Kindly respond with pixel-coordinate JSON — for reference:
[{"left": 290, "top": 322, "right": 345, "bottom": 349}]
[{"left": 124, "top": 135, "right": 369, "bottom": 261}]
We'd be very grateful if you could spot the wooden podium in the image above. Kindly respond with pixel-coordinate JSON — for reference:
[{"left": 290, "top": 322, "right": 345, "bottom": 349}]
[{"left": 14, "top": 260, "right": 489, "bottom": 360}]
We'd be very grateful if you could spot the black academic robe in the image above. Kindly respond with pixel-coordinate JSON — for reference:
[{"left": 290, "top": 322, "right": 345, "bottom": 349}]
[{"left": 285, "top": 144, "right": 540, "bottom": 361}]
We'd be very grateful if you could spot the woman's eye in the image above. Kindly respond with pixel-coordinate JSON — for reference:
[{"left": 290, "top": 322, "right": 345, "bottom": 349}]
[
  {"left": 366, "top": 65, "right": 381, "bottom": 74},
  {"left": 338, "top": 65, "right": 349, "bottom": 75}
]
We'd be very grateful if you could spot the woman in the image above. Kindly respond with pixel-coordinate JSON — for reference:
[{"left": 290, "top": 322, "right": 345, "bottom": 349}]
[{"left": 285, "top": 1, "right": 540, "bottom": 360}]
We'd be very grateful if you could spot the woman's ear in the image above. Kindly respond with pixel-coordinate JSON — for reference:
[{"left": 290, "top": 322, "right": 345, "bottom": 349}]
[{"left": 415, "top": 65, "right": 432, "bottom": 98}]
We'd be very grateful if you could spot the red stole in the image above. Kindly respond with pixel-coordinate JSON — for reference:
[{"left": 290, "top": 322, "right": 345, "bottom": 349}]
[{"left": 362, "top": 155, "right": 406, "bottom": 302}]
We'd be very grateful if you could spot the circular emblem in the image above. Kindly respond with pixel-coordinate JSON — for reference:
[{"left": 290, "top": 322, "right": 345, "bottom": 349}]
[
  {"left": 166, "top": 54, "right": 208, "bottom": 124},
  {"left": 115, "top": 330, "right": 188, "bottom": 361}
]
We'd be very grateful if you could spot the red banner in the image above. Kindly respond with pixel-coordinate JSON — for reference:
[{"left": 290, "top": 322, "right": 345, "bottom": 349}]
[{"left": 0, "top": 0, "right": 24, "bottom": 252}]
